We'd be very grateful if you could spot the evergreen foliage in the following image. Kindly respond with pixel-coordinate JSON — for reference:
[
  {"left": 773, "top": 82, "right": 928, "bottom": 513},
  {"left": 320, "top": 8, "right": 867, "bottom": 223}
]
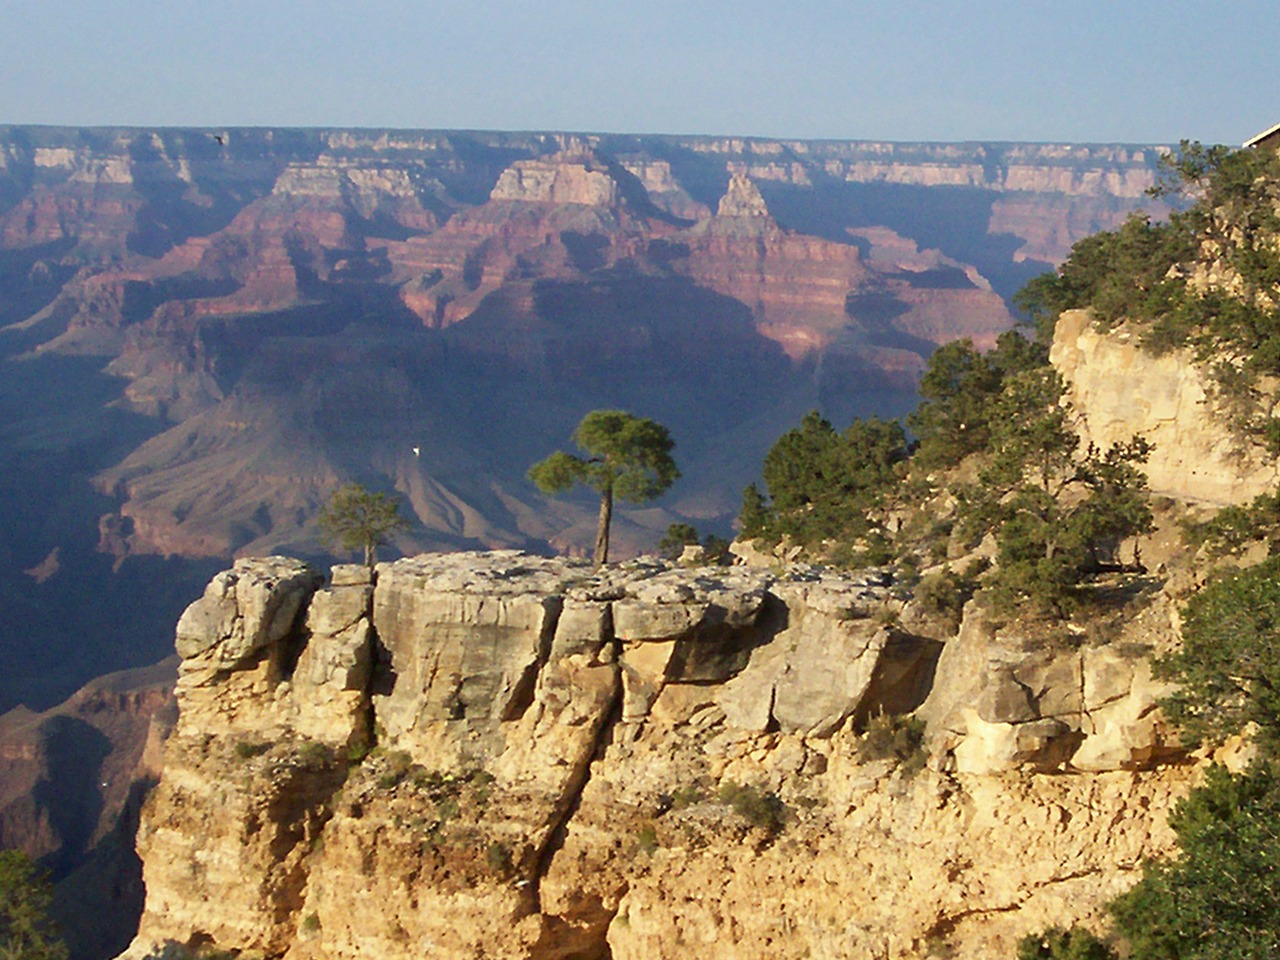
[
  {"left": 740, "top": 412, "right": 908, "bottom": 553},
  {"left": 908, "top": 331, "right": 1048, "bottom": 469},
  {"left": 0, "top": 850, "right": 68, "bottom": 960},
  {"left": 1015, "top": 927, "right": 1117, "bottom": 960},
  {"left": 1155, "top": 556, "right": 1280, "bottom": 752},
  {"left": 1016, "top": 141, "right": 1280, "bottom": 450},
  {"left": 529, "top": 410, "right": 679, "bottom": 567},
  {"left": 1183, "top": 488, "right": 1280, "bottom": 556},
  {"left": 318, "top": 482, "right": 409, "bottom": 568},
  {"left": 1109, "top": 762, "right": 1280, "bottom": 960},
  {"left": 1014, "top": 211, "right": 1195, "bottom": 341},
  {"left": 959, "top": 367, "right": 1153, "bottom": 614},
  {"left": 1021, "top": 551, "right": 1280, "bottom": 958},
  {"left": 658, "top": 522, "right": 700, "bottom": 559}
]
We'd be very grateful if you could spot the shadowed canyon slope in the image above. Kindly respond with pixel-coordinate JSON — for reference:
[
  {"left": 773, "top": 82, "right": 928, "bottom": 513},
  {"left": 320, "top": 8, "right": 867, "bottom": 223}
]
[{"left": 0, "top": 126, "right": 1168, "bottom": 710}]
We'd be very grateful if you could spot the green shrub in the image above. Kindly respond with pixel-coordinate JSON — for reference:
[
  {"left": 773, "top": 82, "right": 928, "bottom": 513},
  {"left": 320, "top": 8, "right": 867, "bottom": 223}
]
[
  {"left": 436, "top": 796, "right": 460, "bottom": 822},
  {"left": 857, "top": 713, "right": 927, "bottom": 777},
  {"left": 718, "top": 781, "right": 787, "bottom": 835},
  {"left": 376, "top": 750, "right": 414, "bottom": 789},
  {"left": 1016, "top": 927, "right": 1116, "bottom": 960},
  {"left": 233, "top": 740, "right": 272, "bottom": 761},
  {"left": 346, "top": 737, "right": 371, "bottom": 765},
  {"left": 914, "top": 567, "right": 973, "bottom": 622},
  {"left": 670, "top": 785, "right": 705, "bottom": 809},
  {"left": 659, "top": 522, "right": 700, "bottom": 559},
  {"left": 295, "top": 741, "right": 331, "bottom": 767},
  {"left": 635, "top": 823, "right": 659, "bottom": 856},
  {"left": 486, "top": 841, "right": 514, "bottom": 878},
  {"left": 1156, "top": 556, "right": 1280, "bottom": 752},
  {"left": 1109, "top": 762, "right": 1280, "bottom": 959},
  {"left": 1183, "top": 489, "right": 1280, "bottom": 556},
  {"left": 301, "top": 913, "right": 321, "bottom": 934}
]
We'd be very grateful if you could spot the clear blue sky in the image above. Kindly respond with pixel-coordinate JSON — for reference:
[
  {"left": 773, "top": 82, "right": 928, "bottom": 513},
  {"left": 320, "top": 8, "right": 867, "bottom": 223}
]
[{"left": 0, "top": 0, "right": 1274, "bottom": 145}]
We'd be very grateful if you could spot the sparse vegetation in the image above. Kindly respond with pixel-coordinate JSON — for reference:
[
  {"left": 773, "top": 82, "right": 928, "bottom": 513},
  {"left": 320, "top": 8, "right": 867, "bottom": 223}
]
[
  {"left": 669, "top": 785, "right": 706, "bottom": 809},
  {"left": 658, "top": 522, "right": 731, "bottom": 564},
  {"left": 1182, "top": 487, "right": 1280, "bottom": 556},
  {"left": 718, "top": 781, "right": 787, "bottom": 835},
  {"left": 634, "top": 823, "right": 659, "bottom": 856},
  {"left": 529, "top": 409, "right": 679, "bottom": 567},
  {"left": 1015, "top": 927, "right": 1116, "bottom": 960},
  {"left": 318, "top": 482, "right": 409, "bottom": 568},
  {"left": 857, "top": 713, "right": 928, "bottom": 778},
  {"left": 376, "top": 750, "right": 415, "bottom": 789},
  {"left": 233, "top": 740, "right": 272, "bottom": 761},
  {"left": 295, "top": 740, "right": 332, "bottom": 767},
  {"left": 485, "top": 841, "right": 514, "bottom": 878}
]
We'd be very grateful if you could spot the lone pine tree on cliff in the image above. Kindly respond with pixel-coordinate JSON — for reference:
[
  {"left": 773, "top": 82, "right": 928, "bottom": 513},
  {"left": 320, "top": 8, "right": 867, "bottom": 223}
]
[
  {"left": 318, "top": 482, "right": 409, "bottom": 569},
  {"left": 529, "top": 410, "right": 679, "bottom": 567}
]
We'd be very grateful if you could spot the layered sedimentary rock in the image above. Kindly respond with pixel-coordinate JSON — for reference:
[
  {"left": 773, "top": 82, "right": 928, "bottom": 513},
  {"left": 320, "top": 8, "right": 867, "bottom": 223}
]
[
  {"left": 1052, "top": 309, "right": 1280, "bottom": 505},
  {"left": 122, "top": 552, "right": 1196, "bottom": 960}
]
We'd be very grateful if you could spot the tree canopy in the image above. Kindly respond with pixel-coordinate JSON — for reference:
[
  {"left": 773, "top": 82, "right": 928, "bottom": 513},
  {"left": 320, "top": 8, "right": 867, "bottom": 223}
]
[
  {"left": 907, "top": 331, "right": 1047, "bottom": 469},
  {"left": 528, "top": 410, "right": 679, "bottom": 567},
  {"left": 958, "top": 366, "right": 1153, "bottom": 614},
  {"left": 318, "top": 482, "right": 409, "bottom": 568},
  {"left": 1108, "top": 762, "right": 1280, "bottom": 960},
  {"left": 739, "top": 412, "right": 908, "bottom": 555},
  {"left": 0, "top": 850, "right": 68, "bottom": 960},
  {"left": 1155, "top": 556, "right": 1280, "bottom": 753}
]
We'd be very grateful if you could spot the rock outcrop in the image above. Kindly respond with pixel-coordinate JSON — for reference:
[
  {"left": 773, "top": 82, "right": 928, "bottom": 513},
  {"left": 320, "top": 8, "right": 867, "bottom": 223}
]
[
  {"left": 489, "top": 150, "right": 622, "bottom": 207},
  {"left": 121, "top": 552, "right": 1195, "bottom": 960},
  {"left": 1052, "top": 309, "right": 1280, "bottom": 505}
]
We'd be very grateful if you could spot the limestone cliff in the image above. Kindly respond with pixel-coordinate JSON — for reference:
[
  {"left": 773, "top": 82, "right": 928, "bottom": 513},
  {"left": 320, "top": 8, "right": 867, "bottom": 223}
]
[
  {"left": 1051, "top": 309, "right": 1280, "bottom": 505},
  {"left": 121, "top": 552, "right": 1199, "bottom": 960}
]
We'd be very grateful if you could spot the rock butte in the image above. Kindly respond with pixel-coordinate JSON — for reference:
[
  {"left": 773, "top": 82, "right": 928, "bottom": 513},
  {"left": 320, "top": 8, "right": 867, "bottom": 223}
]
[{"left": 121, "top": 549, "right": 1197, "bottom": 960}]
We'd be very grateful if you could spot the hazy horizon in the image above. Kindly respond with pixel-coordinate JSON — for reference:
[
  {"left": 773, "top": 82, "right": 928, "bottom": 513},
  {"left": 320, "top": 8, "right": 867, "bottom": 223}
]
[{"left": 1, "top": 0, "right": 1274, "bottom": 146}]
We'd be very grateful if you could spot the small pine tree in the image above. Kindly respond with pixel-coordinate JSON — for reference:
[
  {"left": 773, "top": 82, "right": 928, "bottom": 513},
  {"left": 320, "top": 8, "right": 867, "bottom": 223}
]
[
  {"left": 318, "top": 482, "right": 409, "bottom": 569},
  {"left": 528, "top": 410, "right": 679, "bottom": 567}
]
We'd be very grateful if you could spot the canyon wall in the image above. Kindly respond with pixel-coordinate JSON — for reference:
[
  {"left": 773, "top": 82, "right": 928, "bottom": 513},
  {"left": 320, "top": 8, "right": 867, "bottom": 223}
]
[
  {"left": 1052, "top": 309, "right": 1280, "bottom": 505},
  {"left": 121, "top": 552, "right": 1197, "bottom": 960}
]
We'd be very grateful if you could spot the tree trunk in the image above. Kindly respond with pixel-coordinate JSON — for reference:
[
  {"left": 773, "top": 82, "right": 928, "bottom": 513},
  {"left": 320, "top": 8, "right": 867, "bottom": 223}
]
[
  {"left": 364, "top": 541, "right": 375, "bottom": 570},
  {"left": 593, "top": 488, "right": 613, "bottom": 568}
]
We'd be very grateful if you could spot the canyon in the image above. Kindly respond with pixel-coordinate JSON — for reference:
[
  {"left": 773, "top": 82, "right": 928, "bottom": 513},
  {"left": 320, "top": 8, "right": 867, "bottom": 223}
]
[
  {"left": 3, "top": 294, "right": 1256, "bottom": 958},
  {"left": 0, "top": 126, "right": 1169, "bottom": 716}
]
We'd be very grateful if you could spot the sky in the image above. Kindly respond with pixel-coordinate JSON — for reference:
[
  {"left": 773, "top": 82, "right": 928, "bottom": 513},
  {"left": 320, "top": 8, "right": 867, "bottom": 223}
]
[{"left": 0, "top": 0, "right": 1274, "bottom": 146}]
